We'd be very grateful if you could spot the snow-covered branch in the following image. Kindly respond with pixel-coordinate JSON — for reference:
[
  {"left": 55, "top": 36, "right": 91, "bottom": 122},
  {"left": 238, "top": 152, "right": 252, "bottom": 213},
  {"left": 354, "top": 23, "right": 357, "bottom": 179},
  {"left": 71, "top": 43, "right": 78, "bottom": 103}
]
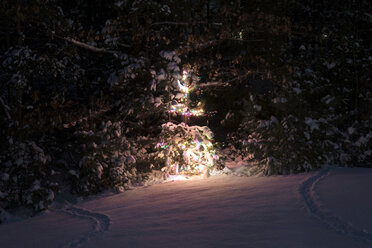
[
  {"left": 151, "top": 21, "right": 222, "bottom": 27},
  {"left": 198, "top": 82, "right": 229, "bottom": 87},
  {"left": 225, "top": 38, "right": 264, "bottom": 42},
  {"left": 62, "top": 106, "right": 112, "bottom": 129},
  {"left": 177, "top": 40, "right": 220, "bottom": 54},
  {"left": 53, "top": 33, "right": 125, "bottom": 58},
  {"left": 224, "top": 71, "right": 254, "bottom": 84},
  {"left": 63, "top": 37, "right": 108, "bottom": 53},
  {"left": 0, "top": 96, "right": 11, "bottom": 119},
  {"left": 199, "top": 71, "right": 255, "bottom": 88},
  {"left": 151, "top": 21, "right": 189, "bottom": 26},
  {"left": 118, "top": 42, "right": 131, "bottom": 48},
  {"left": 178, "top": 38, "right": 263, "bottom": 54}
]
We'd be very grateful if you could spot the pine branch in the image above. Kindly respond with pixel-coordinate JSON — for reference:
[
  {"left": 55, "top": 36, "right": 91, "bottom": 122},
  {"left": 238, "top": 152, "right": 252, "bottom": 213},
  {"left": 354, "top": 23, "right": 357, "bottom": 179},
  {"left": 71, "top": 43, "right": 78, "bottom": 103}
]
[
  {"left": 198, "top": 82, "right": 229, "bottom": 87},
  {"left": 63, "top": 37, "right": 110, "bottom": 53},
  {"left": 177, "top": 38, "right": 264, "bottom": 54},
  {"left": 199, "top": 71, "right": 255, "bottom": 87},
  {"left": 62, "top": 106, "right": 112, "bottom": 129},
  {"left": 224, "top": 71, "right": 254, "bottom": 85},
  {"left": 177, "top": 40, "right": 220, "bottom": 54},
  {"left": 53, "top": 32, "right": 127, "bottom": 58},
  {"left": 0, "top": 96, "right": 11, "bottom": 119},
  {"left": 117, "top": 42, "right": 131, "bottom": 48},
  {"left": 151, "top": 21, "right": 189, "bottom": 26},
  {"left": 150, "top": 21, "right": 222, "bottom": 27}
]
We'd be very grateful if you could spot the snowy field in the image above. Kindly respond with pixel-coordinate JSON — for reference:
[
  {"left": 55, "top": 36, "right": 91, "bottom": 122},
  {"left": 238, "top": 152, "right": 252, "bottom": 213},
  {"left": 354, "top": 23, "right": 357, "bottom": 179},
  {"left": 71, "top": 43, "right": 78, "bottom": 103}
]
[{"left": 1, "top": 167, "right": 372, "bottom": 248}]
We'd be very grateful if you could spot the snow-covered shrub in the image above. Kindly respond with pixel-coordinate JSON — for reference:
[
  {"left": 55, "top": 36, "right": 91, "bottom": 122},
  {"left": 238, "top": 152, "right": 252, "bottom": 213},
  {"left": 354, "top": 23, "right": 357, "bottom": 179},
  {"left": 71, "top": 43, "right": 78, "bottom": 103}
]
[
  {"left": 227, "top": 91, "right": 332, "bottom": 175},
  {"left": 335, "top": 120, "right": 372, "bottom": 166},
  {"left": 226, "top": 53, "right": 371, "bottom": 174},
  {"left": 70, "top": 120, "right": 154, "bottom": 194},
  {"left": 287, "top": 58, "right": 371, "bottom": 168},
  {"left": 0, "top": 140, "right": 57, "bottom": 210},
  {"left": 155, "top": 122, "right": 219, "bottom": 175},
  {"left": 0, "top": 207, "right": 11, "bottom": 224}
]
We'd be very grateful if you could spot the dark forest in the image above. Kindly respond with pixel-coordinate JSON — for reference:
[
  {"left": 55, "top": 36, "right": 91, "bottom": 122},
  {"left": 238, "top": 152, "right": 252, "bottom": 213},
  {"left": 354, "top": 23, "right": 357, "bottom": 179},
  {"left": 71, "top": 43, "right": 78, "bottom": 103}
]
[{"left": 0, "top": 0, "right": 371, "bottom": 213}]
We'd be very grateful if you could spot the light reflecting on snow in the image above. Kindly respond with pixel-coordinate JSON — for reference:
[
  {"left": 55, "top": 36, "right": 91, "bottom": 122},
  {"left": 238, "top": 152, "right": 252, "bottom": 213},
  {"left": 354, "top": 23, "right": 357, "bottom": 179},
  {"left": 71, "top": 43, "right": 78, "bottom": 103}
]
[
  {"left": 1, "top": 168, "right": 372, "bottom": 248},
  {"left": 167, "top": 174, "right": 191, "bottom": 181}
]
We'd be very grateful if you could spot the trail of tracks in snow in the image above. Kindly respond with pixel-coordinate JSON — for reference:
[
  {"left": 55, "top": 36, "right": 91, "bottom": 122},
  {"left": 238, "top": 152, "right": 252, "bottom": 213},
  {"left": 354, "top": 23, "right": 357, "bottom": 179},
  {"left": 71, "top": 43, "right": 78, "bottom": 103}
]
[
  {"left": 299, "top": 168, "right": 372, "bottom": 245},
  {"left": 60, "top": 207, "right": 110, "bottom": 248}
]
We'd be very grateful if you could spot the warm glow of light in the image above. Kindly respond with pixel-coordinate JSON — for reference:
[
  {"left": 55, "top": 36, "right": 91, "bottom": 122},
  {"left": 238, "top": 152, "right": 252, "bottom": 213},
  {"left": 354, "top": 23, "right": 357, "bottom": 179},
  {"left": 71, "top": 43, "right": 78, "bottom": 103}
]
[
  {"left": 177, "top": 80, "right": 189, "bottom": 93},
  {"left": 168, "top": 174, "right": 191, "bottom": 181},
  {"left": 162, "top": 69, "right": 217, "bottom": 175},
  {"left": 168, "top": 103, "right": 188, "bottom": 114},
  {"left": 178, "top": 138, "right": 215, "bottom": 174},
  {"left": 169, "top": 70, "right": 209, "bottom": 117},
  {"left": 182, "top": 70, "right": 188, "bottom": 81},
  {"left": 158, "top": 123, "right": 216, "bottom": 176},
  {"left": 189, "top": 108, "right": 204, "bottom": 116},
  {"left": 157, "top": 139, "right": 215, "bottom": 175},
  {"left": 168, "top": 104, "right": 205, "bottom": 117}
]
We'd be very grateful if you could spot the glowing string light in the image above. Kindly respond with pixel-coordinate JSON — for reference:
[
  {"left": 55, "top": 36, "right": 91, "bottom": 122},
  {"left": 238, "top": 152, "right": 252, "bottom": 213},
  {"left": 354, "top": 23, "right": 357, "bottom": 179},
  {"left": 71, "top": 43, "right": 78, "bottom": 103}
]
[
  {"left": 162, "top": 69, "right": 218, "bottom": 175},
  {"left": 177, "top": 80, "right": 189, "bottom": 94}
]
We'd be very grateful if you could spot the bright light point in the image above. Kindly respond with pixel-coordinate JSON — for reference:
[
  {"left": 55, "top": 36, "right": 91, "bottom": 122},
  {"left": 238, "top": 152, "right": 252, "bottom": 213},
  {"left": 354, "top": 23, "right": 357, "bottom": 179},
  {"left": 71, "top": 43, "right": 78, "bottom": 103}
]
[
  {"left": 177, "top": 80, "right": 189, "bottom": 93},
  {"left": 170, "top": 71, "right": 209, "bottom": 118},
  {"left": 168, "top": 174, "right": 191, "bottom": 181}
]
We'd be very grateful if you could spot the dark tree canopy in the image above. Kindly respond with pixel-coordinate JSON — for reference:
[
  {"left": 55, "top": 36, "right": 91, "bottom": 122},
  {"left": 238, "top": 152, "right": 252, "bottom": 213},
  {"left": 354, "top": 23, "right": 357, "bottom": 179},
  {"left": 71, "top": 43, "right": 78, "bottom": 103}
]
[{"left": 0, "top": 0, "right": 371, "bottom": 211}]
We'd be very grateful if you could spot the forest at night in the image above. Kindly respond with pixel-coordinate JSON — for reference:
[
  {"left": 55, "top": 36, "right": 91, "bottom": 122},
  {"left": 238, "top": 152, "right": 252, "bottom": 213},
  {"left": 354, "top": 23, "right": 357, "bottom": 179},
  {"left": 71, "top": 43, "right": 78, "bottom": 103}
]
[{"left": 0, "top": 1, "right": 371, "bottom": 247}]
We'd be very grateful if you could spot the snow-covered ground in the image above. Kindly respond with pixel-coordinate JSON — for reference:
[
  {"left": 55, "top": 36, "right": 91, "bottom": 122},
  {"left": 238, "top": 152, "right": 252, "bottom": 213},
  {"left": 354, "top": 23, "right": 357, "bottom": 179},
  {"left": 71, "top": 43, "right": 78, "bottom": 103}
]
[{"left": 1, "top": 167, "right": 372, "bottom": 248}]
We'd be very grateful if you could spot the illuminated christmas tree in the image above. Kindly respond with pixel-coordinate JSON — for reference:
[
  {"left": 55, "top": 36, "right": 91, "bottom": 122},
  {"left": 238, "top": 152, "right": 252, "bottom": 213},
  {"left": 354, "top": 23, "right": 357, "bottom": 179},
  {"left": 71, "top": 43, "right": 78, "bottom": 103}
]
[
  {"left": 157, "top": 122, "right": 216, "bottom": 176},
  {"left": 157, "top": 69, "right": 218, "bottom": 176},
  {"left": 168, "top": 70, "right": 205, "bottom": 121}
]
